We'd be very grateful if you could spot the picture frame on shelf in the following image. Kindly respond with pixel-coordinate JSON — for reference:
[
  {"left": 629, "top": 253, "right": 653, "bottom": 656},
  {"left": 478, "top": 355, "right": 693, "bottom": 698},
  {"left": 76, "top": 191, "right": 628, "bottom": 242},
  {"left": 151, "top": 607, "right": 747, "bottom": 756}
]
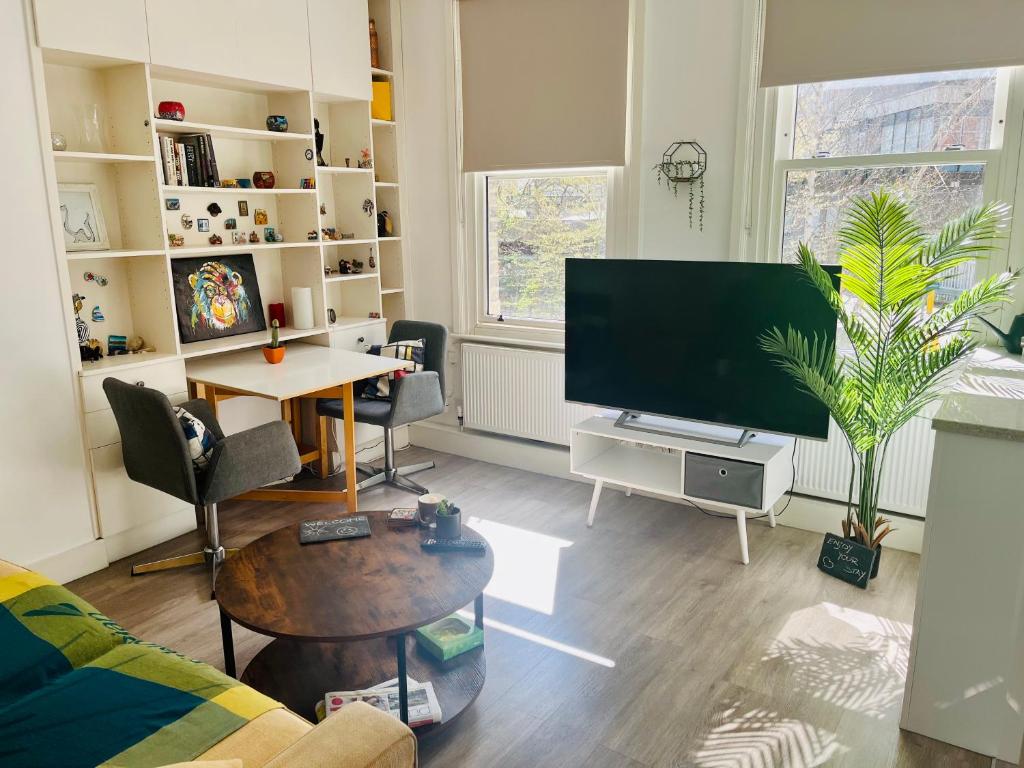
[
  {"left": 58, "top": 183, "right": 109, "bottom": 252},
  {"left": 171, "top": 255, "right": 267, "bottom": 344}
]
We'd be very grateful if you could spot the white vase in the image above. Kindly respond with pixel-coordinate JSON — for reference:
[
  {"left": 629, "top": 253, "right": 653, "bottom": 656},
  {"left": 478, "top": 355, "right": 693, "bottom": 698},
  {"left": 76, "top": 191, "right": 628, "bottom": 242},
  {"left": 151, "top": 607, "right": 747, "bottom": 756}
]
[{"left": 291, "top": 287, "right": 314, "bottom": 330}]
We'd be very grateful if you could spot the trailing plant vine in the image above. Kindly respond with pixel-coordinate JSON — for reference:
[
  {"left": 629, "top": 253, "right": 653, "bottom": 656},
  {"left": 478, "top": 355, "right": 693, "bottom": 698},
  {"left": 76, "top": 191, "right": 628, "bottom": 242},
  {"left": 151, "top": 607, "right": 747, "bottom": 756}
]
[{"left": 653, "top": 140, "right": 707, "bottom": 232}]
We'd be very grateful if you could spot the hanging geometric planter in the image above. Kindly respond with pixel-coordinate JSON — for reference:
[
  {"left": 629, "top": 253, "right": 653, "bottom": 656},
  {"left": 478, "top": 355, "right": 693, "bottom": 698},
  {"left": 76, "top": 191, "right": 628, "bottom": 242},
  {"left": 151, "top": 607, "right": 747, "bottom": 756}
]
[{"left": 653, "top": 140, "right": 706, "bottom": 231}]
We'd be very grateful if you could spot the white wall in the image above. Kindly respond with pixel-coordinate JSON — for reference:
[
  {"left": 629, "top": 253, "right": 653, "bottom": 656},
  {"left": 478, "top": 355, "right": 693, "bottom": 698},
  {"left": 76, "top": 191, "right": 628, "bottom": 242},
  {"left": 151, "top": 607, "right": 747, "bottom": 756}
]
[
  {"left": 0, "top": 1, "right": 98, "bottom": 572},
  {"left": 636, "top": 0, "right": 746, "bottom": 261}
]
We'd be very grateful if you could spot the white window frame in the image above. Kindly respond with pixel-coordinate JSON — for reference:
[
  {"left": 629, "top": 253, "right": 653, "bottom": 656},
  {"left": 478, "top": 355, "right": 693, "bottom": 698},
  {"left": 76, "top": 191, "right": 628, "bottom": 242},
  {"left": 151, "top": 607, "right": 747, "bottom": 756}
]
[
  {"left": 754, "top": 67, "right": 1024, "bottom": 293},
  {"left": 460, "top": 166, "right": 624, "bottom": 344}
]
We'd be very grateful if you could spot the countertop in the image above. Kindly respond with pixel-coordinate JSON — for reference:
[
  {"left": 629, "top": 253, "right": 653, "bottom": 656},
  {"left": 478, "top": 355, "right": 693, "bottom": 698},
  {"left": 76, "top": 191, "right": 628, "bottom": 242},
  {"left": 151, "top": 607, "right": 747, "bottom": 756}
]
[{"left": 933, "top": 346, "right": 1024, "bottom": 441}]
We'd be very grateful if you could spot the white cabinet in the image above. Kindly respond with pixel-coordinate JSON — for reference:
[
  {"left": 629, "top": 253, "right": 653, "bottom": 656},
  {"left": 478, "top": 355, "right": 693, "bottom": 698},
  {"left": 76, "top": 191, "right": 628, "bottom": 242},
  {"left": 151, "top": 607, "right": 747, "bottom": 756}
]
[
  {"left": 308, "top": 0, "right": 372, "bottom": 100},
  {"left": 33, "top": 0, "right": 150, "bottom": 62},
  {"left": 145, "top": 0, "right": 312, "bottom": 89}
]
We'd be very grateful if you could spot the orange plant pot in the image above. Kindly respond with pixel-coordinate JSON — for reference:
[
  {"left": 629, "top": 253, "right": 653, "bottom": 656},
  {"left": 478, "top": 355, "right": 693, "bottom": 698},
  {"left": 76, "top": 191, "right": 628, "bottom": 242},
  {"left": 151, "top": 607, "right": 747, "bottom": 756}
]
[{"left": 263, "top": 346, "right": 285, "bottom": 364}]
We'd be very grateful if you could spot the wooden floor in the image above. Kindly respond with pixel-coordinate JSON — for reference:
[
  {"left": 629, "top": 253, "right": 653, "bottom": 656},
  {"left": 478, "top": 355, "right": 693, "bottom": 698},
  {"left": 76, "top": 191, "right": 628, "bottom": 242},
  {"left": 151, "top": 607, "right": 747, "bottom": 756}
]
[{"left": 70, "top": 447, "right": 990, "bottom": 768}]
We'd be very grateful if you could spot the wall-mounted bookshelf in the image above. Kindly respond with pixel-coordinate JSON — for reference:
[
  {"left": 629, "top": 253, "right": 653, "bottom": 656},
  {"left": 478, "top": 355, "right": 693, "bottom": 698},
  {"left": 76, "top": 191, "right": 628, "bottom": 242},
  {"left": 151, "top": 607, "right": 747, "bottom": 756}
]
[{"left": 39, "top": 0, "right": 410, "bottom": 376}]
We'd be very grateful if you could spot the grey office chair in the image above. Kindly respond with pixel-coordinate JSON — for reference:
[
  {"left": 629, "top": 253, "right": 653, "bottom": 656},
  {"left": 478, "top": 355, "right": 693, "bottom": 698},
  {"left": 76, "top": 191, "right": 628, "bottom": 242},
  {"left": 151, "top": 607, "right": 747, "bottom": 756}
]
[
  {"left": 103, "top": 378, "right": 301, "bottom": 594},
  {"left": 317, "top": 320, "right": 447, "bottom": 495}
]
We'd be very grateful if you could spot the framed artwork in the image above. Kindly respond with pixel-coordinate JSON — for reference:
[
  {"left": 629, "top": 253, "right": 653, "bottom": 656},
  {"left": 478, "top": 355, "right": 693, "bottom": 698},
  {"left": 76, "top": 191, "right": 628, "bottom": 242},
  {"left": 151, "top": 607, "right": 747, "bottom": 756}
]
[
  {"left": 58, "top": 183, "right": 109, "bottom": 252},
  {"left": 171, "top": 255, "right": 266, "bottom": 343}
]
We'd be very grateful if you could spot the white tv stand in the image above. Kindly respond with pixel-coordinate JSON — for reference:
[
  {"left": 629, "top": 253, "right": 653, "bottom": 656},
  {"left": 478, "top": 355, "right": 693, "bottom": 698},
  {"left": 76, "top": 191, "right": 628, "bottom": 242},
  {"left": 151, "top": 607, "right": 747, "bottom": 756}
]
[{"left": 570, "top": 414, "right": 795, "bottom": 564}]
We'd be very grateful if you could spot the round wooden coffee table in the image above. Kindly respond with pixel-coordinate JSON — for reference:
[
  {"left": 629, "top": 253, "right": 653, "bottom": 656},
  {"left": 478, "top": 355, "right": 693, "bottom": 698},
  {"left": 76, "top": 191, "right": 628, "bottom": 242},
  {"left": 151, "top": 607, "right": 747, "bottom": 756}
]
[{"left": 215, "top": 511, "right": 494, "bottom": 735}]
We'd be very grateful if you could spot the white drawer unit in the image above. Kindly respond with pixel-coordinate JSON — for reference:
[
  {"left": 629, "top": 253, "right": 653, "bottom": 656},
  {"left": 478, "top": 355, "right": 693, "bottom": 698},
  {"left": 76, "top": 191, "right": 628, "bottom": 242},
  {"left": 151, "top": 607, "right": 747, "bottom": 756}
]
[
  {"left": 329, "top": 321, "right": 387, "bottom": 353},
  {"left": 84, "top": 391, "right": 189, "bottom": 449},
  {"left": 89, "top": 443, "right": 190, "bottom": 538},
  {"left": 571, "top": 415, "right": 794, "bottom": 565},
  {"left": 80, "top": 359, "right": 187, "bottom": 413}
]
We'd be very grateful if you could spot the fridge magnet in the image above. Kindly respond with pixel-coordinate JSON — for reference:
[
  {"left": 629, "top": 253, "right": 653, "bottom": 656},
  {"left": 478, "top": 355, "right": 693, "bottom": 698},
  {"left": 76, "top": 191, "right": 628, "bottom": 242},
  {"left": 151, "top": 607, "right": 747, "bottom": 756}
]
[
  {"left": 208, "top": 234, "right": 223, "bottom": 245},
  {"left": 91, "top": 306, "right": 105, "bottom": 322},
  {"left": 238, "top": 201, "right": 249, "bottom": 217},
  {"left": 181, "top": 214, "right": 194, "bottom": 230},
  {"left": 198, "top": 218, "right": 210, "bottom": 232},
  {"left": 254, "top": 209, "right": 269, "bottom": 225},
  {"left": 225, "top": 218, "right": 237, "bottom": 229},
  {"left": 165, "top": 198, "right": 180, "bottom": 211},
  {"left": 206, "top": 202, "right": 222, "bottom": 217}
]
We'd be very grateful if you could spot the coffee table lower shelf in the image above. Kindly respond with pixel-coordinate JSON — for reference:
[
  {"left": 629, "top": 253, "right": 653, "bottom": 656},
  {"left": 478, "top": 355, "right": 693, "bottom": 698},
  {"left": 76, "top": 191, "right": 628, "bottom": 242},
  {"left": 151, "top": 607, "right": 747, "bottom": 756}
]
[{"left": 241, "top": 635, "right": 486, "bottom": 738}]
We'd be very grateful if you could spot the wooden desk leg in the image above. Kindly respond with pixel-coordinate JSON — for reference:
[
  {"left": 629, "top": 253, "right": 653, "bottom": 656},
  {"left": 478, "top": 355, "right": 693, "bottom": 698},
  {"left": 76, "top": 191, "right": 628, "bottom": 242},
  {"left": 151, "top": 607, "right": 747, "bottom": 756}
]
[
  {"left": 291, "top": 398, "right": 303, "bottom": 445},
  {"left": 318, "top": 415, "right": 330, "bottom": 479},
  {"left": 281, "top": 398, "right": 292, "bottom": 428},
  {"left": 196, "top": 383, "right": 218, "bottom": 418},
  {"left": 343, "top": 381, "right": 357, "bottom": 513}
]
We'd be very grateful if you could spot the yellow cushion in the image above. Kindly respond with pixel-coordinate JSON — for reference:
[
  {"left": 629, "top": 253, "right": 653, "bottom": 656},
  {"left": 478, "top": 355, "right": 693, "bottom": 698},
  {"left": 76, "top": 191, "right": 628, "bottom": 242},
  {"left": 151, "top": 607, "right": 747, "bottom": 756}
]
[{"left": 197, "top": 709, "right": 312, "bottom": 767}]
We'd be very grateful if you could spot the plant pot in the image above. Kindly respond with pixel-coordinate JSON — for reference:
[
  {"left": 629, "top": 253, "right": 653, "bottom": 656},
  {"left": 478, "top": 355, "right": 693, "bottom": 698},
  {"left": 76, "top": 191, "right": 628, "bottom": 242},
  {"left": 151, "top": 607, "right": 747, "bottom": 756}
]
[
  {"left": 435, "top": 509, "right": 461, "bottom": 540},
  {"left": 252, "top": 171, "right": 276, "bottom": 189},
  {"left": 847, "top": 534, "right": 882, "bottom": 579},
  {"left": 263, "top": 346, "right": 285, "bottom": 364}
]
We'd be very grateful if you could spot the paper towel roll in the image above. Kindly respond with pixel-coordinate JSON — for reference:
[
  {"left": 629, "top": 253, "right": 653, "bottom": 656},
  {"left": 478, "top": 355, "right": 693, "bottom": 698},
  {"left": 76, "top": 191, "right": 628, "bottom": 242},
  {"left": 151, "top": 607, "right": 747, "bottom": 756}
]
[{"left": 291, "top": 286, "right": 314, "bottom": 330}]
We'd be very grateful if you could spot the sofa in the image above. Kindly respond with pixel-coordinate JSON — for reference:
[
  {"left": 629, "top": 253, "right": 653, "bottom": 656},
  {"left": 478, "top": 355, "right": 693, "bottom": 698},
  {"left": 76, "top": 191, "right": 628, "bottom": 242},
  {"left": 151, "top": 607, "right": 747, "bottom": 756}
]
[{"left": 0, "top": 559, "right": 416, "bottom": 768}]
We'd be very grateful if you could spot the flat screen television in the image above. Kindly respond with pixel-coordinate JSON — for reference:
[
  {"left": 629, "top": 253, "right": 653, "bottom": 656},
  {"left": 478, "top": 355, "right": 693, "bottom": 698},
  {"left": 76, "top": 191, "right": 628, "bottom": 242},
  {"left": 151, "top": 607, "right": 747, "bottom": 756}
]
[{"left": 564, "top": 259, "right": 841, "bottom": 440}]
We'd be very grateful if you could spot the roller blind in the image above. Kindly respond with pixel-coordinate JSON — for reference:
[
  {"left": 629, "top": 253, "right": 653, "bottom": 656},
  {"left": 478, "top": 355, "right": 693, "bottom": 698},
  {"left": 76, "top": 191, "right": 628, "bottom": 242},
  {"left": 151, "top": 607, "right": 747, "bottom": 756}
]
[
  {"left": 760, "top": 0, "right": 1024, "bottom": 88},
  {"left": 458, "top": 0, "right": 629, "bottom": 172}
]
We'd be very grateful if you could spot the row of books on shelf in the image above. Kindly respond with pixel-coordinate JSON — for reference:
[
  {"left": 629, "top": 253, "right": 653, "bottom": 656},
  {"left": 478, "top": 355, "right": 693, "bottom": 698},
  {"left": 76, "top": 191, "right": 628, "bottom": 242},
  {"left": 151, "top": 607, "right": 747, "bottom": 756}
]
[{"left": 159, "top": 133, "right": 220, "bottom": 187}]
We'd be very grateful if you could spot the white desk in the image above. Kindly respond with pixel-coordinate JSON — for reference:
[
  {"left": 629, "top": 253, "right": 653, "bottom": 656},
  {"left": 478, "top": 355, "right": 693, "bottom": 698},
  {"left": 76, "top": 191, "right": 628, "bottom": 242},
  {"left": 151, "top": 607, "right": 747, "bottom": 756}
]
[{"left": 186, "top": 343, "right": 407, "bottom": 512}]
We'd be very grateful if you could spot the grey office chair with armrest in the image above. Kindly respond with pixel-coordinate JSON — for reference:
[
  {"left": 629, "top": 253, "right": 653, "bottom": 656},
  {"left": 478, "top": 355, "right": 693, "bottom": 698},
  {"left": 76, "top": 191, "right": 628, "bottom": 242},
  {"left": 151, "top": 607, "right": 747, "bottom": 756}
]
[
  {"left": 103, "top": 378, "right": 301, "bottom": 594},
  {"left": 317, "top": 320, "right": 447, "bottom": 495}
]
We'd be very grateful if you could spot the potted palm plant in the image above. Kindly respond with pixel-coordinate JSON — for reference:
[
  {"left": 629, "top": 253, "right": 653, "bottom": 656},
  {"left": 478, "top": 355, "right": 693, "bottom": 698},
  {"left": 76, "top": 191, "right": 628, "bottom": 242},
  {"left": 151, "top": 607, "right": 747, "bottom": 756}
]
[{"left": 761, "top": 192, "right": 1016, "bottom": 577}]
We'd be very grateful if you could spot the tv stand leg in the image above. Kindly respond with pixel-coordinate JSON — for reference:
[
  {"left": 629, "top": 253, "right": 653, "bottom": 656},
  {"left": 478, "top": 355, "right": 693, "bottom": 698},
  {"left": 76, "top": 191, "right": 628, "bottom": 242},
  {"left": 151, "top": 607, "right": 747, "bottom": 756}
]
[
  {"left": 587, "top": 480, "right": 603, "bottom": 527},
  {"left": 736, "top": 508, "right": 749, "bottom": 565},
  {"left": 767, "top": 504, "right": 777, "bottom": 529}
]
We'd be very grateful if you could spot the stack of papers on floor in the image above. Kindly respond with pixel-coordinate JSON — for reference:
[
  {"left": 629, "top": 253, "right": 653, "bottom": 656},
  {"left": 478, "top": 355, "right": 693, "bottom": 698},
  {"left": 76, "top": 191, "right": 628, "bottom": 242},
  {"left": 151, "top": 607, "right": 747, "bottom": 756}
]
[{"left": 315, "top": 677, "right": 442, "bottom": 728}]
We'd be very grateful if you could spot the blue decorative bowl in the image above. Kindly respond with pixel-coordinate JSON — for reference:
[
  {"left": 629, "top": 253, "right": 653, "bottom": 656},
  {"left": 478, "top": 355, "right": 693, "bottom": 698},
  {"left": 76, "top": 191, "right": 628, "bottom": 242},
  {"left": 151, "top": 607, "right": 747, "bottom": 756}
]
[
  {"left": 236, "top": 179, "right": 252, "bottom": 188},
  {"left": 266, "top": 115, "right": 288, "bottom": 132}
]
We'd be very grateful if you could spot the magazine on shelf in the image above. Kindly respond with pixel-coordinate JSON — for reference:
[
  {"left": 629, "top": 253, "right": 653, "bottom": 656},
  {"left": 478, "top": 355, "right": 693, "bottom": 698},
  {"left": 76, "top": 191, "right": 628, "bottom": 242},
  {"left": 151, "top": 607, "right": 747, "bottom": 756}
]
[{"left": 316, "top": 676, "right": 442, "bottom": 728}]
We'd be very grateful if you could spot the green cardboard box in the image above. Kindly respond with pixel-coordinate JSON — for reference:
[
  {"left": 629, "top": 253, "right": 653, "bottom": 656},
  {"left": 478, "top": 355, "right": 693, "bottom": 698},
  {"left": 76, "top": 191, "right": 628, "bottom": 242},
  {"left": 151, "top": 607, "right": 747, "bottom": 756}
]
[{"left": 415, "top": 613, "right": 483, "bottom": 663}]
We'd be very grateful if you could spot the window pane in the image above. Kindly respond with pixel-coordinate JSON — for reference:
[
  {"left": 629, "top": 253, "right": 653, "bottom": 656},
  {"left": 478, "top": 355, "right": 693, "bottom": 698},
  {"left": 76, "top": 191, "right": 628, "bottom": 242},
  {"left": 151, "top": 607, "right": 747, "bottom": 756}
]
[
  {"left": 793, "top": 69, "right": 998, "bottom": 159},
  {"left": 782, "top": 164, "right": 985, "bottom": 306},
  {"left": 486, "top": 174, "right": 607, "bottom": 322}
]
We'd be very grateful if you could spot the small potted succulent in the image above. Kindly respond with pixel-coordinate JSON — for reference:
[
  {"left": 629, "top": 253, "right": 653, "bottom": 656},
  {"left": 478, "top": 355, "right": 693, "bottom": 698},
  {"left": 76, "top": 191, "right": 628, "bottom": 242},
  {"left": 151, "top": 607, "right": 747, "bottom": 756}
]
[
  {"left": 263, "top": 319, "right": 285, "bottom": 364},
  {"left": 435, "top": 499, "right": 461, "bottom": 540}
]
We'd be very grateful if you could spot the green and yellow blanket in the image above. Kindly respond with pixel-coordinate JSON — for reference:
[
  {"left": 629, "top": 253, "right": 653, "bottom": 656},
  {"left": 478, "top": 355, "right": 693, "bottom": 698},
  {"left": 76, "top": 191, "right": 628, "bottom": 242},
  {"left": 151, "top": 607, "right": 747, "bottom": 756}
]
[{"left": 0, "top": 570, "right": 281, "bottom": 768}]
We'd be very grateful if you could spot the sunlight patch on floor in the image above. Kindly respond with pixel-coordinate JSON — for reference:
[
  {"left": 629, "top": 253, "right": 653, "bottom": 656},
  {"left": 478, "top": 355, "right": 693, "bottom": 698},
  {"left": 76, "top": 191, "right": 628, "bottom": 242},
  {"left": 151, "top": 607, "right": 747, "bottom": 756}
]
[
  {"left": 689, "top": 704, "right": 847, "bottom": 768},
  {"left": 456, "top": 609, "right": 615, "bottom": 668},
  {"left": 756, "top": 602, "right": 911, "bottom": 720},
  {"left": 467, "top": 516, "right": 572, "bottom": 615}
]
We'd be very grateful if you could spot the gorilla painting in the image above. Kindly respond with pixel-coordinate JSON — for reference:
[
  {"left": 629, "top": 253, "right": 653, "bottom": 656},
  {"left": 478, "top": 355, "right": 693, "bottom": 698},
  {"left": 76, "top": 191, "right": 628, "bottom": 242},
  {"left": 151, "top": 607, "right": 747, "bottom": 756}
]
[{"left": 172, "top": 255, "right": 266, "bottom": 343}]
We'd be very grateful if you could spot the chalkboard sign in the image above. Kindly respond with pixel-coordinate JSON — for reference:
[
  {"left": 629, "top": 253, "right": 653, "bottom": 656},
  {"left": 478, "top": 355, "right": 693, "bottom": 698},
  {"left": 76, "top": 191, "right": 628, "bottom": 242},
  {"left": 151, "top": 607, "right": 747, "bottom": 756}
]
[{"left": 817, "top": 532, "right": 876, "bottom": 589}]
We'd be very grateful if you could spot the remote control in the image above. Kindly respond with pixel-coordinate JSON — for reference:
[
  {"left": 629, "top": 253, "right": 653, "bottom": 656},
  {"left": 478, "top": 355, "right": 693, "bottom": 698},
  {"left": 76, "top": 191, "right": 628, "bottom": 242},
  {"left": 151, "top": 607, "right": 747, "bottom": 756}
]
[{"left": 421, "top": 538, "right": 487, "bottom": 555}]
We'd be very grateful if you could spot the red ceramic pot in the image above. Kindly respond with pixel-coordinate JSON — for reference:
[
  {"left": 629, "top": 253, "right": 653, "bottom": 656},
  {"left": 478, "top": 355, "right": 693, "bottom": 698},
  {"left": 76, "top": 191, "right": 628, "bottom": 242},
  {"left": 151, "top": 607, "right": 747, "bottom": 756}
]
[
  {"left": 252, "top": 171, "right": 276, "bottom": 189},
  {"left": 157, "top": 101, "right": 185, "bottom": 121}
]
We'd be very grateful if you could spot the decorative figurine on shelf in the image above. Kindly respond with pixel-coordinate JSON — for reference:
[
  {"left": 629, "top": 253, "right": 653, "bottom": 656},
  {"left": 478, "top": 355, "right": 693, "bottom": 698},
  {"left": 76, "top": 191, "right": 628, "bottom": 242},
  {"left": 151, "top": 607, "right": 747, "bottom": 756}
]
[
  {"left": 252, "top": 171, "right": 276, "bottom": 189},
  {"left": 127, "top": 335, "right": 151, "bottom": 354},
  {"left": 352, "top": 259, "right": 364, "bottom": 273},
  {"left": 165, "top": 198, "right": 180, "bottom": 211},
  {"left": 377, "top": 210, "right": 393, "bottom": 237},
  {"left": 168, "top": 232, "right": 185, "bottom": 248},
  {"left": 264, "top": 227, "right": 284, "bottom": 243},
  {"left": 314, "top": 118, "right": 326, "bottom": 167},
  {"left": 362, "top": 198, "right": 375, "bottom": 217},
  {"left": 307, "top": 230, "right": 319, "bottom": 241},
  {"left": 266, "top": 115, "right": 288, "bottom": 132},
  {"left": 368, "top": 311, "right": 381, "bottom": 319},
  {"left": 345, "top": 158, "right": 351, "bottom": 168},
  {"left": 369, "top": 18, "right": 380, "bottom": 69},
  {"left": 338, "top": 259, "right": 362, "bottom": 274},
  {"left": 236, "top": 179, "right": 252, "bottom": 188},
  {"left": 108, "top": 335, "right": 127, "bottom": 355},
  {"left": 263, "top": 320, "right": 285, "bottom": 364},
  {"left": 81, "top": 339, "right": 103, "bottom": 362},
  {"left": 206, "top": 202, "right": 222, "bottom": 217},
  {"left": 225, "top": 218, "right": 237, "bottom": 230},
  {"left": 157, "top": 100, "right": 185, "bottom": 121},
  {"left": 72, "top": 293, "right": 89, "bottom": 342},
  {"left": 219, "top": 179, "right": 239, "bottom": 188},
  {"left": 51, "top": 133, "right": 67, "bottom": 152},
  {"left": 322, "top": 227, "right": 338, "bottom": 241},
  {"left": 324, "top": 265, "right": 339, "bottom": 276},
  {"left": 320, "top": 203, "right": 327, "bottom": 215},
  {"left": 91, "top": 306, "right": 105, "bottom": 322},
  {"left": 208, "top": 234, "right": 223, "bottom": 245},
  {"left": 358, "top": 147, "right": 373, "bottom": 169},
  {"left": 232, "top": 231, "right": 247, "bottom": 245},
  {"left": 368, "top": 254, "right": 376, "bottom": 269},
  {"left": 249, "top": 231, "right": 260, "bottom": 243}
]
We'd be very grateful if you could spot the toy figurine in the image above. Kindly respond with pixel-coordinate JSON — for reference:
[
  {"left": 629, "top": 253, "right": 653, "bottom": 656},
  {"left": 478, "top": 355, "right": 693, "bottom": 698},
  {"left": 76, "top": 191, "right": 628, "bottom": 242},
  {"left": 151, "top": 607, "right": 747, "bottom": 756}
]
[
  {"left": 314, "top": 118, "right": 326, "bottom": 167},
  {"left": 308, "top": 230, "right": 319, "bottom": 241},
  {"left": 208, "top": 234, "right": 223, "bottom": 245},
  {"left": 358, "top": 147, "right": 373, "bottom": 169},
  {"left": 249, "top": 231, "right": 260, "bottom": 243}
]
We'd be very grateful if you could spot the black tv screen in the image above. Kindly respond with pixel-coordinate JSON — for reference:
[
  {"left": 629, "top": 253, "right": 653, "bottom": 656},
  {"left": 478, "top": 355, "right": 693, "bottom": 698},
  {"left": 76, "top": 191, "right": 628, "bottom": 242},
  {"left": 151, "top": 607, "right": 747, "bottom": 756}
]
[{"left": 565, "top": 259, "right": 840, "bottom": 440}]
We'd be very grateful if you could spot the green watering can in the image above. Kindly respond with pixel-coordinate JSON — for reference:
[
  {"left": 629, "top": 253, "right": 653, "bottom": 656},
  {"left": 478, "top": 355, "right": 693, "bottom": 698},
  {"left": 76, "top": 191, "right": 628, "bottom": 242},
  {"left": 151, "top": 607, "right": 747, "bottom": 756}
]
[{"left": 979, "top": 314, "right": 1024, "bottom": 355}]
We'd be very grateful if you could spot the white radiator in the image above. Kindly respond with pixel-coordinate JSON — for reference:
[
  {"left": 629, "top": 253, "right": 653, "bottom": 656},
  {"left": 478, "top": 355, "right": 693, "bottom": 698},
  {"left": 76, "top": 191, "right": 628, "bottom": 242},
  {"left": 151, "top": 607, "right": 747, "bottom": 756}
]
[
  {"left": 461, "top": 344, "right": 596, "bottom": 446},
  {"left": 461, "top": 343, "right": 934, "bottom": 517},
  {"left": 795, "top": 416, "right": 934, "bottom": 517}
]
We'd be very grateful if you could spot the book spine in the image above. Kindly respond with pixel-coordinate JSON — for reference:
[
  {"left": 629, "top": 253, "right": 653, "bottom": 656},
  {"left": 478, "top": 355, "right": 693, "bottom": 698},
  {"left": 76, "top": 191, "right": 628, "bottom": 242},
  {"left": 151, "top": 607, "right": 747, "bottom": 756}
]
[
  {"left": 174, "top": 142, "right": 186, "bottom": 186},
  {"left": 160, "top": 136, "right": 175, "bottom": 186},
  {"left": 205, "top": 133, "right": 220, "bottom": 186},
  {"left": 196, "top": 134, "right": 211, "bottom": 186},
  {"left": 182, "top": 141, "right": 198, "bottom": 187}
]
